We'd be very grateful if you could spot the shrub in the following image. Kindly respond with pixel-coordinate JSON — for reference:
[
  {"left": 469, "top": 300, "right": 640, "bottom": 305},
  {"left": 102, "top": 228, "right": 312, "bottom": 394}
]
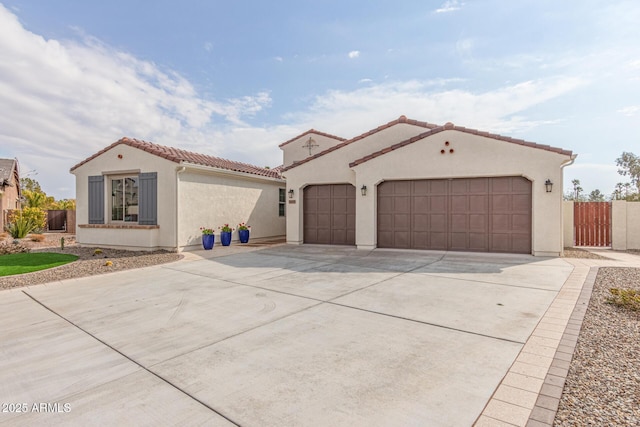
[
  {"left": 6, "top": 215, "right": 36, "bottom": 239},
  {"left": 6, "top": 208, "right": 47, "bottom": 238},
  {"left": 0, "top": 241, "right": 30, "bottom": 255},
  {"left": 104, "top": 260, "right": 113, "bottom": 267},
  {"left": 93, "top": 248, "right": 103, "bottom": 255},
  {"left": 30, "top": 234, "right": 46, "bottom": 242},
  {"left": 21, "top": 207, "right": 47, "bottom": 232},
  {"left": 607, "top": 288, "right": 640, "bottom": 311}
]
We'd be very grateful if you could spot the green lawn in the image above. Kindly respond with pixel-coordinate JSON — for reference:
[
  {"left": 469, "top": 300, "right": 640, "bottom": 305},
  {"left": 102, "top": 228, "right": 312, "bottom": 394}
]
[{"left": 0, "top": 252, "right": 78, "bottom": 277}]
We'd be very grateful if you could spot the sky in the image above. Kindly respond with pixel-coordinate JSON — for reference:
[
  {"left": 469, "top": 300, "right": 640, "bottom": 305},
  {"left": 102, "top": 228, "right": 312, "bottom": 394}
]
[{"left": 0, "top": 0, "right": 638, "bottom": 200}]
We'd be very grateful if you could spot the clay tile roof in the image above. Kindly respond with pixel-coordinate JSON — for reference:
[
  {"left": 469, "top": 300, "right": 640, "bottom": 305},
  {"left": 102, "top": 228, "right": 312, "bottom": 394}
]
[
  {"left": 281, "top": 115, "right": 439, "bottom": 172},
  {"left": 70, "top": 138, "right": 282, "bottom": 179},
  {"left": 278, "top": 129, "right": 346, "bottom": 148},
  {"left": 349, "top": 122, "right": 573, "bottom": 168}
]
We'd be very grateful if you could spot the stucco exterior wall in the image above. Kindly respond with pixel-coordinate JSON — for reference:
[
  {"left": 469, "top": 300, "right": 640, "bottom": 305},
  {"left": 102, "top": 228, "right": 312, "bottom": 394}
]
[
  {"left": 281, "top": 134, "right": 345, "bottom": 168},
  {"left": 72, "top": 144, "right": 178, "bottom": 250},
  {"left": 284, "top": 126, "right": 572, "bottom": 256},
  {"left": 612, "top": 200, "right": 640, "bottom": 250},
  {"left": 563, "top": 201, "right": 574, "bottom": 248},
  {"left": 177, "top": 168, "right": 286, "bottom": 250}
]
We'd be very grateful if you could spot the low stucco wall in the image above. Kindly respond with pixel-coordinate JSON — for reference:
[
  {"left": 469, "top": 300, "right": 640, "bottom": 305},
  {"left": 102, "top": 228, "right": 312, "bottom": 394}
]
[
  {"left": 563, "top": 201, "right": 574, "bottom": 248},
  {"left": 612, "top": 200, "right": 640, "bottom": 250}
]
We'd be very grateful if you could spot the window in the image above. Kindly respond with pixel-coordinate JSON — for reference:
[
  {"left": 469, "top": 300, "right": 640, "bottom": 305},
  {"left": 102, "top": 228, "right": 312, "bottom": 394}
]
[
  {"left": 88, "top": 172, "right": 156, "bottom": 226},
  {"left": 279, "top": 188, "right": 286, "bottom": 217},
  {"left": 111, "top": 176, "right": 139, "bottom": 222}
]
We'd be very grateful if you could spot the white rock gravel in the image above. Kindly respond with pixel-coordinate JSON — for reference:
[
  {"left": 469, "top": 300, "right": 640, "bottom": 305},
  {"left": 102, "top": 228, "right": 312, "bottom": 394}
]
[{"left": 554, "top": 267, "right": 640, "bottom": 426}]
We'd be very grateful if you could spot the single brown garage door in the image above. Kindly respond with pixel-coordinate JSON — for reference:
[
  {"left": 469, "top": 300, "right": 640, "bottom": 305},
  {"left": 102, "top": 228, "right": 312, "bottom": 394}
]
[
  {"left": 304, "top": 184, "right": 356, "bottom": 245},
  {"left": 378, "top": 177, "right": 531, "bottom": 253}
]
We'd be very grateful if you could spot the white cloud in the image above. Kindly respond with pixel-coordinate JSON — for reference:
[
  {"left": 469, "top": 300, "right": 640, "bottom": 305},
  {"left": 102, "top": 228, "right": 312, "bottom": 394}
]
[
  {"left": 358, "top": 78, "right": 373, "bottom": 84},
  {"left": 286, "top": 77, "right": 587, "bottom": 138},
  {"left": 0, "top": 4, "right": 273, "bottom": 198},
  {"left": 348, "top": 50, "right": 360, "bottom": 59},
  {"left": 274, "top": 56, "right": 283, "bottom": 62},
  {"left": 204, "top": 41, "right": 213, "bottom": 52},
  {"left": 617, "top": 105, "right": 640, "bottom": 116},
  {"left": 434, "top": 0, "right": 463, "bottom": 14}
]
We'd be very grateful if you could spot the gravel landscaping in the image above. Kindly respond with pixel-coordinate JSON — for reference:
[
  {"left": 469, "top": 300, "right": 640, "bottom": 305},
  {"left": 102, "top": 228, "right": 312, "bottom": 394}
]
[
  {"left": 0, "top": 233, "right": 181, "bottom": 291},
  {"left": 562, "top": 247, "right": 611, "bottom": 260},
  {"left": 554, "top": 267, "right": 640, "bottom": 426}
]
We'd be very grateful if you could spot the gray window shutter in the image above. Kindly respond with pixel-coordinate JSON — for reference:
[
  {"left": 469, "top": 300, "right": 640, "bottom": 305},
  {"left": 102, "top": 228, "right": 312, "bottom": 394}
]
[
  {"left": 88, "top": 175, "right": 104, "bottom": 224},
  {"left": 138, "top": 172, "right": 157, "bottom": 225}
]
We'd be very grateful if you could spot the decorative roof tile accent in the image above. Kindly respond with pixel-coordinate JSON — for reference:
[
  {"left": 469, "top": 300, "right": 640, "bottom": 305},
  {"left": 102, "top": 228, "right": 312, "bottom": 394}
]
[
  {"left": 70, "top": 138, "right": 282, "bottom": 179},
  {"left": 281, "top": 116, "right": 438, "bottom": 172},
  {"left": 278, "top": 129, "right": 346, "bottom": 148},
  {"left": 349, "top": 122, "right": 573, "bottom": 168}
]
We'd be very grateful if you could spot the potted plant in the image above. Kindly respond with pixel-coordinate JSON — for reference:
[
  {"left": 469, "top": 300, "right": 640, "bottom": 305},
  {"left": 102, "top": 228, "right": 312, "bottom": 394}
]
[
  {"left": 219, "top": 224, "right": 233, "bottom": 246},
  {"left": 200, "top": 227, "right": 215, "bottom": 250},
  {"left": 237, "top": 223, "right": 251, "bottom": 243}
]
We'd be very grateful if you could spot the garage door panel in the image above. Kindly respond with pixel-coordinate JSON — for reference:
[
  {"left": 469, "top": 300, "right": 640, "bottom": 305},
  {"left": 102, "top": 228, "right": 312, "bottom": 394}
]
[
  {"left": 470, "top": 214, "right": 487, "bottom": 230},
  {"left": 378, "top": 214, "right": 392, "bottom": 230},
  {"left": 492, "top": 194, "right": 510, "bottom": 211},
  {"left": 430, "top": 214, "right": 446, "bottom": 229},
  {"left": 378, "top": 177, "right": 531, "bottom": 253},
  {"left": 512, "top": 214, "right": 530, "bottom": 231},
  {"left": 491, "top": 177, "right": 512, "bottom": 192},
  {"left": 394, "top": 232, "right": 410, "bottom": 248},
  {"left": 394, "top": 197, "right": 410, "bottom": 212},
  {"left": 413, "top": 214, "right": 428, "bottom": 230},
  {"left": 512, "top": 194, "right": 531, "bottom": 210},
  {"left": 469, "top": 178, "right": 488, "bottom": 193},
  {"left": 469, "top": 233, "right": 488, "bottom": 251},
  {"left": 469, "top": 195, "right": 487, "bottom": 212},
  {"left": 451, "top": 214, "right": 469, "bottom": 230},
  {"left": 512, "top": 177, "right": 532, "bottom": 192},
  {"left": 451, "top": 195, "right": 468, "bottom": 211}
]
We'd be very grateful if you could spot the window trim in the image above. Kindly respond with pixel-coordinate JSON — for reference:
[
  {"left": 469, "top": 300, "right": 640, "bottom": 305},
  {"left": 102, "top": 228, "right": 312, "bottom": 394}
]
[{"left": 109, "top": 174, "right": 140, "bottom": 224}]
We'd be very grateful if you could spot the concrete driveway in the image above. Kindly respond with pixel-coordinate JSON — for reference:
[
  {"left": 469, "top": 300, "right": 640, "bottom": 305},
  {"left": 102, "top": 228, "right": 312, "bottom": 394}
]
[{"left": 0, "top": 245, "right": 574, "bottom": 426}]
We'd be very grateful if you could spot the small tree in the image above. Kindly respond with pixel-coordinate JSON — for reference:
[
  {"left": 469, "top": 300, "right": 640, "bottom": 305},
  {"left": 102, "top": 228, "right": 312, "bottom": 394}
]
[
  {"left": 588, "top": 189, "right": 605, "bottom": 202},
  {"left": 615, "top": 152, "right": 640, "bottom": 200}
]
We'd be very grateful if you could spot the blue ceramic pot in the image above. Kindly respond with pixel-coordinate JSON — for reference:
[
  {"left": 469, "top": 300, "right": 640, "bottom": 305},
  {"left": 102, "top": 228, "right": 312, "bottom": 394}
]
[
  {"left": 221, "top": 231, "right": 232, "bottom": 246},
  {"left": 202, "top": 234, "right": 214, "bottom": 250},
  {"left": 238, "top": 229, "right": 250, "bottom": 243}
]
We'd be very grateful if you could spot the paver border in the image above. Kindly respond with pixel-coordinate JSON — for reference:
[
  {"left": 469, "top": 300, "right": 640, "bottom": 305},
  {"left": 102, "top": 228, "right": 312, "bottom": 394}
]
[{"left": 474, "top": 261, "right": 594, "bottom": 426}]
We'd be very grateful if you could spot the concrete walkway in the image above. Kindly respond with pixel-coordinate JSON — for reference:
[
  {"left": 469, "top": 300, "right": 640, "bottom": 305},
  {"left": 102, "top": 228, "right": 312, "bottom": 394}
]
[{"left": 0, "top": 245, "right": 637, "bottom": 426}]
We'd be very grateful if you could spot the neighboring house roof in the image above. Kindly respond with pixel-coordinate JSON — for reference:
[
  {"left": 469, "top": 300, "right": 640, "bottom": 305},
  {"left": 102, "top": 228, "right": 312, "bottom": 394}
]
[
  {"left": 281, "top": 116, "right": 438, "bottom": 172},
  {"left": 0, "top": 158, "right": 19, "bottom": 192},
  {"left": 281, "top": 116, "right": 574, "bottom": 172},
  {"left": 349, "top": 122, "right": 574, "bottom": 167},
  {"left": 278, "top": 129, "right": 346, "bottom": 148},
  {"left": 70, "top": 137, "right": 282, "bottom": 179}
]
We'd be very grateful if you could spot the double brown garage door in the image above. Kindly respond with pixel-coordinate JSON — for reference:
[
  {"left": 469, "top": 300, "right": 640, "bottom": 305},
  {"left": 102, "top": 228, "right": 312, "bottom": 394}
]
[{"left": 378, "top": 177, "right": 532, "bottom": 253}]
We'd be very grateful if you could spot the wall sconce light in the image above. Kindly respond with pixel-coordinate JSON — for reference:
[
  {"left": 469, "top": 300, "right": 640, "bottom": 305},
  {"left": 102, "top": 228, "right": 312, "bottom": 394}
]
[
  {"left": 361, "top": 185, "right": 367, "bottom": 196},
  {"left": 288, "top": 189, "right": 294, "bottom": 198},
  {"left": 545, "top": 179, "right": 553, "bottom": 193}
]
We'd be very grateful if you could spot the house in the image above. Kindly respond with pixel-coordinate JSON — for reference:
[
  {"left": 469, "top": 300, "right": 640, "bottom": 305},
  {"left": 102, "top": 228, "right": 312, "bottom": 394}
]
[
  {"left": 70, "top": 138, "right": 286, "bottom": 251},
  {"left": 0, "top": 158, "right": 21, "bottom": 231},
  {"left": 280, "top": 116, "right": 576, "bottom": 256}
]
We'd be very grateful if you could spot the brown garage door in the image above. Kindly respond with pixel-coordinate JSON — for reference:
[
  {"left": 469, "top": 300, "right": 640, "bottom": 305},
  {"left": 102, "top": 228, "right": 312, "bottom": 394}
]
[
  {"left": 304, "top": 184, "right": 356, "bottom": 245},
  {"left": 378, "top": 177, "right": 531, "bottom": 253}
]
